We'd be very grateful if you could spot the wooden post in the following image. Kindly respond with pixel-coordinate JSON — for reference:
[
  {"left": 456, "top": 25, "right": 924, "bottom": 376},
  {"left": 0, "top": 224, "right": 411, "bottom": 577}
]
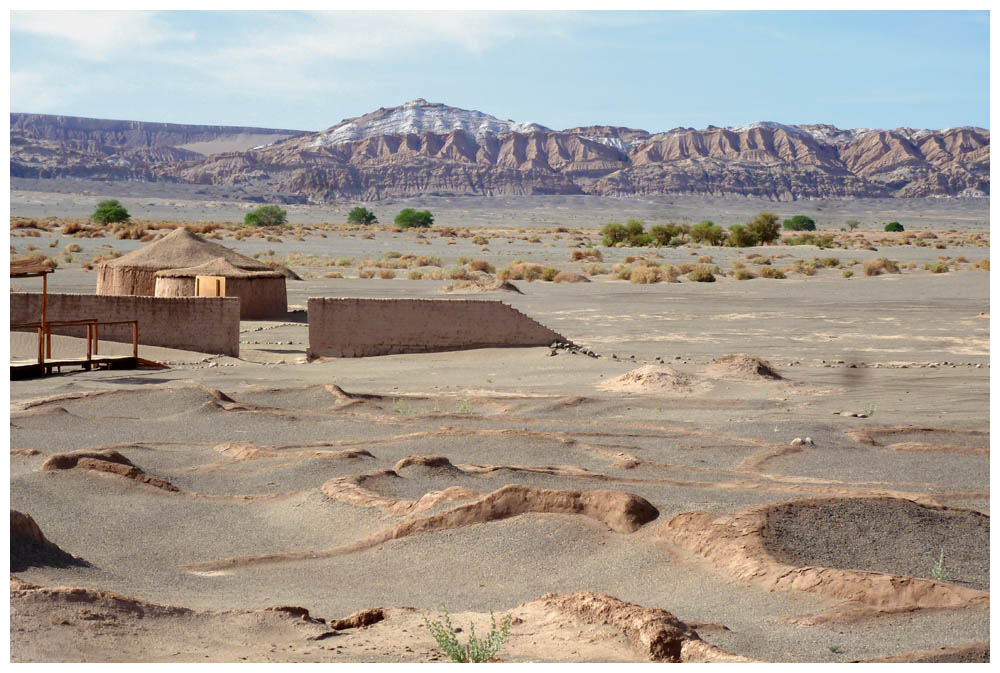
[
  {"left": 132, "top": 322, "right": 138, "bottom": 359},
  {"left": 36, "top": 327, "right": 44, "bottom": 367},
  {"left": 42, "top": 273, "right": 50, "bottom": 358},
  {"left": 94, "top": 324, "right": 99, "bottom": 355},
  {"left": 86, "top": 324, "right": 92, "bottom": 362}
]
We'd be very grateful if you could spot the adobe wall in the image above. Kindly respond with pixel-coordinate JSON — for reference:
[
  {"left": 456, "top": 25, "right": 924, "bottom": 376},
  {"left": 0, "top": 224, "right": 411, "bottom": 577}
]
[
  {"left": 10, "top": 293, "right": 240, "bottom": 357},
  {"left": 307, "top": 298, "right": 565, "bottom": 358}
]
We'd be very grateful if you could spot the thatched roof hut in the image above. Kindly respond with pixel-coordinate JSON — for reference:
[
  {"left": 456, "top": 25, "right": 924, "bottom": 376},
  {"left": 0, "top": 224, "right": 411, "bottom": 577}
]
[
  {"left": 154, "top": 257, "right": 287, "bottom": 319},
  {"left": 96, "top": 227, "right": 274, "bottom": 297}
]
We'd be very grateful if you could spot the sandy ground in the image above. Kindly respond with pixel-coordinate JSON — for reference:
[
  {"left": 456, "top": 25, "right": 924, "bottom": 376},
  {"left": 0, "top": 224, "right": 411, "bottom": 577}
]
[{"left": 8, "top": 191, "right": 991, "bottom": 663}]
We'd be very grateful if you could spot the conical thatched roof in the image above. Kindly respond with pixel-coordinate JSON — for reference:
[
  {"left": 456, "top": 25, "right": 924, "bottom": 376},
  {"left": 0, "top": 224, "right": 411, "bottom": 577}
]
[
  {"left": 101, "top": 228, "right": 273, "bottom": 272},
  {"left": 155, "top": 257, "right": 284, "bottom": 279}
]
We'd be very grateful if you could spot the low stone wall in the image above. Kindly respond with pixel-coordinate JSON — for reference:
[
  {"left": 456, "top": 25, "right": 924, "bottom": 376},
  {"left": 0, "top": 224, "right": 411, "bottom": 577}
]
[
  {"left": 307, "top": 298, "right": 564, "bottom": 358},
  {"left": 10, "top": 293, "right": 240, "bottom": 357}
]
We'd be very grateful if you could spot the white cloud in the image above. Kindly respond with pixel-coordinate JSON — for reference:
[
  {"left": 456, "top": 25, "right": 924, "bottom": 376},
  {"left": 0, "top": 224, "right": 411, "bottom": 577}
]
[{"left": 11, "top": 11, "right": 194, "bottom": 60}]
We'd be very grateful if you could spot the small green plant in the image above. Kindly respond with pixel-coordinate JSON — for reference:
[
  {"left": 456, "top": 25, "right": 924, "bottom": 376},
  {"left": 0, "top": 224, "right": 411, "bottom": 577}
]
[
  {"left": 425, "top": 607, "right": 512, "bottom": 663},
  {"left": 884, "top": 222, "right": 904, "bottom": 232},
  {"left": 395, "top": 208, "right": 434, "bottom": 228},
  {"left": 392, "top": 397, "right": 418, "bottom": 415},
  {"left": 828, "top": 644, "right": 843, "bottom": 654},
  {"left": 456, "top": 399, "right": 473, "bottom": 415},
  {"left": 347, "top": 206, "right": 378, "bottom": 225},
  {"left": 930, "top": 548, "right": 953, "bottom": 582},
  {"left": 862, "top": 402, "right": 877, "bottom": 417}
]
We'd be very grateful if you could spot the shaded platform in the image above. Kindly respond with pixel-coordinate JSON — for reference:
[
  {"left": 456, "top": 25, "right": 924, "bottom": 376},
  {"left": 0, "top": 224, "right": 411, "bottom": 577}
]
[{"left": 11, "top": 355, "right": 138, "bottom": 380}]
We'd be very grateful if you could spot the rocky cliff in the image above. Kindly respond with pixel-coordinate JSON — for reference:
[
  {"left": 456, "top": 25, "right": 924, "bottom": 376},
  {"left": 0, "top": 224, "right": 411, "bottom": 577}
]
[{"left": 10, "top": 101, "right": 989, "bottom": 201}]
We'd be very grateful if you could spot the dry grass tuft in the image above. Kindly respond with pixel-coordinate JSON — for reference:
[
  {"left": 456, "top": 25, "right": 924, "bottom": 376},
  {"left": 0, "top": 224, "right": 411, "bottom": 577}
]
[
  {"left": 571, "top": 249, "right": 603, "bottom": 262},
  {"left": 864, "top": 257, "right": 901, "bottom": 276}
]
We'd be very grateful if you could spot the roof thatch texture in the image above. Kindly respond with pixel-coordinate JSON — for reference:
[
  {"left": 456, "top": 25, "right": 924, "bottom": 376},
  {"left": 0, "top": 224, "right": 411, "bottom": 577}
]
[
  {"left": 11, "top": 256, "right": 55, "bottom": 277},
  {"left": 155, "top": 257, "right": 284, "bottom": 279},
  {"left": 100, "top": 228, "right": 272, "bottom": 272}
]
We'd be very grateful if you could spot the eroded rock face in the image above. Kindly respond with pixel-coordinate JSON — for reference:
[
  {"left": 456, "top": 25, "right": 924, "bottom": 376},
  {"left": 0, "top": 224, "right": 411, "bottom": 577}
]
[{"left": 10, "top": 102, "right": 989, "bottom": 200}]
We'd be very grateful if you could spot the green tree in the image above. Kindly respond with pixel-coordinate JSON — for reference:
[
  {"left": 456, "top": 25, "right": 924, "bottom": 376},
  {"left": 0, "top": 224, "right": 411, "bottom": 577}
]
[
  {"left": 91, "top": 199, "right": 130, "bottom": 225},
  {"left": 782, "top": 215, "right": 816, "bottom": 231},
  {"left": 395, "top": 208, "right": 434, "bottom": 228},
  {"left": 347, "top": 206, "right": 378, "bottom": 225},
  {"left": 845, "top": 218, "right": 861, "bottom": 232},
  {"left": 600, "top": 222, "right": 627, "bottom": 246},
  {"left": 245, "top": 205, "right": 288, "bottom": 227},
  {"left": 726, "top": 224, "right": 757, "bottom": 247},
  {"left": 690, "top": 220, "right": 724, "bottom": 246},
  {"left": 746, "top": 212, "right": 781, "bottom": 245},
  {"left": 649, "top": 222, "right": 685, "bottom": 246},
  {"left": 884, "top": 222, "right": 904, "bottom": 232}
]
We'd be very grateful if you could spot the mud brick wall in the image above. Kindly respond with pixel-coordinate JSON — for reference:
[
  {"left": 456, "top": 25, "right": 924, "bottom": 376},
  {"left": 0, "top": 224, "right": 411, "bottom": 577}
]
[
  {"left": 307, "top": 298, "right": 565, "bottom": 358},
  {"left": 10, "top": 293, "right": 240, "bottom": 357}
]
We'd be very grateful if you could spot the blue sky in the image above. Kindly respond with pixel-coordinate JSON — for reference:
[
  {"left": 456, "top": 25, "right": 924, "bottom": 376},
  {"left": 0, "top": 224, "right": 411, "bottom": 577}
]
[{"left": 10, "top": 10, "right": 990, "bottom": 132}]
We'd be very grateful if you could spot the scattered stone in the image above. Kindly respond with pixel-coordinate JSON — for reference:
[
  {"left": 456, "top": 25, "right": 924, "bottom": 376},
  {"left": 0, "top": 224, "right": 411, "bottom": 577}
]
[
  {"left": 804, "top": 437, "right": 815, "bottom": 446},
  {"left": 790, "top": 438, "right": 804, "bottom": 446}
]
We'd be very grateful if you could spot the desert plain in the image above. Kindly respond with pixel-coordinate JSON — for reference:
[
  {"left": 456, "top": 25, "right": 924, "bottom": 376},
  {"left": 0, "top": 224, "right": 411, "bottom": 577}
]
[{"left": 8, "top": 190, "right": 991, "bottom": 663}]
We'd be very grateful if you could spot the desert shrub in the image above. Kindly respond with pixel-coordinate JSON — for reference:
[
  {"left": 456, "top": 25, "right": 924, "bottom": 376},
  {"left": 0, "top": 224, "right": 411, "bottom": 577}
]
[
  {"left": 758, "top": 266, "right": 785, "bottom": 279},
  {"left": 842, "top": 269, "right": 854, "bottom": 278},
  {"left": 864, "top": 257, "right": 901, "bottom": 276},
  {"left": 407, "top": 270, "right": 423, "bottom": 280},
  {"left": 541, "top": 267, "right": 560, "bottom": 281},
  {"left": 817, "top": 256, "right": 840, "bottom": 268},
  {"left": 954, "top": 256, "right": 969, "bottom": 263},
  {"left": 115, "top": 225, "right": 148, "bottom": 240},
  {"left": 445, "top": 265, "right": 469, "bottom": 280},
  {"left": 571, "top": 249, "right": 603, "bottom": 262},
  {"left": 323, "top": 271, "right": 343, "bottom": 278},
  {"left": 749, "top": 255, "right": 771, "bottom": 265},
  {"left": 468, "top": 259, "right": 495, "bottom": 273},
  {"left": 731, "top": 267, "right": 756, "bottom": 280},
  {"left": 686, "top": 265, "right": 716, "bottom": 282},
  {"left": 347, "top": 206, "right": 377, "bottom": 225},
  {"left": 62, "top": 221, "right": 85, "bottom": 235},
  {"left": 690, "top": 220, "right": 724, "bottom": 246},
  {"left": 522, "top": 265, "right": 541, "bottom": 281},
  {"left": 584, "top": 263, "right": 608, "bottom": 276},
  {"left": 385, "top": 251, "right": 403, "bottom": 259},
  {"left": 661, "top": 264, "right": 680, "bottom": 282},
  {"left": 611, "top": 263, "right": 632, "bottom": 280},
  {"left": 91, "top": 199, "right": 130, "bottom": 225},
  {"left": 395, "top": 208, "right": 434, "bottom": 228},
  {"left": 783, "top": 215, "right": 816, "bottom": 231},
  {"left": 601, "top": 220, "right": 649, "bottom": 247},
  {"left": 697, "top": 255, "right": 713, "bottom": 264},
  {"left": 791, "top": 260, "right": 817, "bottom": 276},
  {"left": 746, "top": 212, "right": 781, "bottom": 245},
  {"left": 845, "top": 218, "right": 860, "bottom": 231},
  {"left": 334, "top": 257, "right": 356, "bottom": 267},
  {"left": 358, "top": 268, "right": 375, "bottom": 279},
  {"left": 726, "top": 224, "right": 758, "bottom": 247},
  {"left": 649, "top": 222, "right": 687, "bottom": 246},
  {"left": 377, "top": 269, "right": 396, "bottom": 279},
  {"left": 64, "top": 243, "right": 82, "bottom": 253},
  {"left": 471, "top": 234, "right": 489, "bottom": 245},
  {"left": 245, "top": 205, "right": 287, "bottom": 227},
  {"left": 425, "top": 608, "right": 512, "bottom": 663},
  {"left": 973, "top": 258, "right": 990, "bottom": 271},
  {"left": 924, "top": 262, "right": 949, "bottom": 273},
  {"left": 884, "top": 222, "right": 904, "bottom": 232},
  {"left": 629, "top": 265, "right": 663, "bottom": 284}
]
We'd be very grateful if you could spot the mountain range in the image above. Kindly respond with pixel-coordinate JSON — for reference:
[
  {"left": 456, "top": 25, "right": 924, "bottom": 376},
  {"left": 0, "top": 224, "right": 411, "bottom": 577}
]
[{"left": 10, "top": 99, "right": 990, "bottom": 202}]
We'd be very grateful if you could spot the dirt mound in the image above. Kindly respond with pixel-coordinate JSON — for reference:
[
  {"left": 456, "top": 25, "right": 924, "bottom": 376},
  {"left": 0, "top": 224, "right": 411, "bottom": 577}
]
[
  {"left": 533, "top": 592, "right": 746, "bottom": 662},
  {"left": 393, "top": 455, "right": 461, "bottom": 474},
  {"left": 762, "top": 497, "right": 990, "bottom": 591},
  {"left": 861, "top": 642, "right": 990, "bottom": 663},
  {"left": 11, "top": 511, "right": 89, "bottom": 572},
  {"left": 439, "top": 277, "right": 523, "bottom": 294},
  {"left": 665, "top": 498, "right": 989, "bottom": 613},
  {"left": 322, "top": 471, "right": 479, "bottom": 516},
  {"left": 552, "top": 271, "right": 590, "bottom": 283},
  {"left": 598, "top": 365, "right": 701, "bottom": 393},
  {"left": 40, "top": 449, "right": 179, "bottom": 492},
  {"left": 330, "top": 608, "right": 386, "bottom": 630},
  {"left": 708, "top": 353, "right": 782, "bottom": 380}
]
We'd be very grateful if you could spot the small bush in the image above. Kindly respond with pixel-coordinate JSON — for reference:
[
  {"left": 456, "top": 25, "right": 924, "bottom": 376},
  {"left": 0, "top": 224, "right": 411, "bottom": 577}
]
[
  {"left": 783, "top": 215, "right": 816, "bottom": 231},
  {"left": 468, "top": 259, "right": 495, "bottom": 273},
  {"left": 649, "top": 223, "right": 687, "bottom": 246},
  {"left": 323, "top": 271, "right": 343, "bottom": 278},
  {"left": 746, "top": 212, "right": 781, "bottom": 244},
  {"left": 584, "top": 263, "right": 608, "bottom": 276},
  {"left": 884, "top": 222, "right": 904, "bottom": 232},
  {"left": 697, "top": 255, "right": 713, "bottom": 264},
  {"left": 552, "top": 271, "right": 590, "bottom": 283},
  {"left": 571, "top": 249, "right": 603, "bottom": 262},
  {"left": 541, "top": 267, "right": 560, "bottom": 281},
  {"left": 471, "top": 235, "right": 489, "bottom": 245},
  {"left": 358, "top": 268, "right": 375, "bottom": 279},
  {"left": 686, "top": 265, "right": 716, "bottom": 282},
  {"left": 377, "top": 269, "right": 396, "bottom": 279},
  {"left": 425, "top": 608, "right": 512, "bottom": 663},
  {"left": 923, "top": 262, "right": 949, "bottom": 273},
  {"left": 611, "top": 263, "right": 632, "bottom": 280},
  {"left": 726, "top": 224, "right": 758, "bottom": 247},
  {"left": 245, "top": 205, "right": 287, "bottom": 227},
  {"left": 347, "top": 206, "right": 377, "bottom": 225},
  {"left": 842, "top": 269, "right": 854, "bottom": 278},
  {"left": 758, "top": 266, "right": 786, "bottom": 279},
  {"left": 749, "top": 255, "right": 771, "bottom": 265},
  {"left": 973, "top": 258, "right": 990, "bottom": 271},
  {"left": 64, "top": 243, "right": 82, "bottom": 253},
  {"left": 629, "top": 265, "right": 663, "bottom": 284},
  {"left": 731, "top": 267, "right": 756, "bottom": 280},
  {"left": 817, "top": 256, "right": 840, "bottom": 268},
  {"left": 445, "top": 265, "right": 469, "bottom": 280},
  {"left": 864, "top": 258, "right": 901, "bottom": 276}
]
